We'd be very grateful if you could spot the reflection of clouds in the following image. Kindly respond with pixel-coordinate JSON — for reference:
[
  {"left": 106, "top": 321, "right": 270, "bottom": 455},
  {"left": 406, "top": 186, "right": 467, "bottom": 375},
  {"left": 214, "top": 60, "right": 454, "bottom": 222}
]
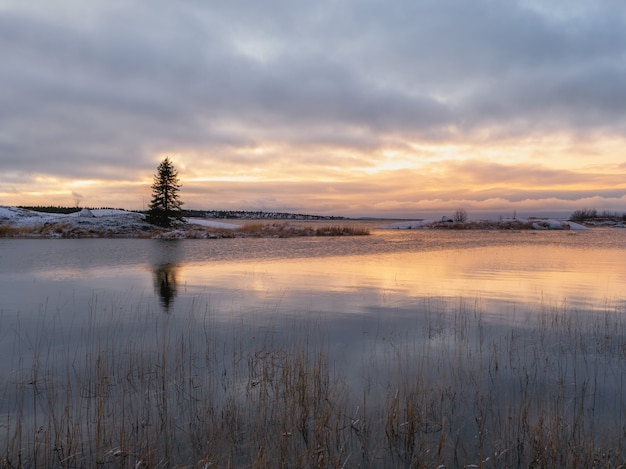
[
  {"left": 175, "top": 233, "right": 626, "bottom": 316},
  {"left": 151, "top": 240, "right": 183, "bottom": 311}
]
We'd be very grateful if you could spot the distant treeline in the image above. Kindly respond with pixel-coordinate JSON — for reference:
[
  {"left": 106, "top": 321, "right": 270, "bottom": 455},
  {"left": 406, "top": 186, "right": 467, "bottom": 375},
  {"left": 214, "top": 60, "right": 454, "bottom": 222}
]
[
  {"left": 18, "top": 205, "right": 127, "bottom": 214},
  {"left": 17, "top": 206, "right": 346, "bottom": 220},
  {"left": 182, "top": 209, "right": 347, "bottom": 220},
  {"left": 570, "top": 208, "right": 626, "bottom": 222}
]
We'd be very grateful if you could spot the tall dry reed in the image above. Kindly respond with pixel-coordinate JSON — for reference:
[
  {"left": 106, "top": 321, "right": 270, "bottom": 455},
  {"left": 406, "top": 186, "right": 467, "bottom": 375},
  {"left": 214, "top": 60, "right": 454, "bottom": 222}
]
[{"left": 1, "top": 297, "right": 625, "bottom": 467}]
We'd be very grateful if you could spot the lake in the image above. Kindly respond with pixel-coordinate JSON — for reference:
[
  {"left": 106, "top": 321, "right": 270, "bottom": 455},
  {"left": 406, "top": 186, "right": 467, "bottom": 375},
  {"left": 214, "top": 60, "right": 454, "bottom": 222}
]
[
  {"left": 2, "top": 226, "right": 625, "bottom": 318},
  {"left": 1, "top": 226, "right": 625, "bottom": 467}
]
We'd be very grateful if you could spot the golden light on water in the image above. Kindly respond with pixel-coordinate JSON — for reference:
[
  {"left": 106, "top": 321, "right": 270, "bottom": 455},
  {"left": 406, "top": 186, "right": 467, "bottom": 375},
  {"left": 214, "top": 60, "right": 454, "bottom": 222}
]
[{"left": 173, "top": 234, "right": 626, "bottom": 316}]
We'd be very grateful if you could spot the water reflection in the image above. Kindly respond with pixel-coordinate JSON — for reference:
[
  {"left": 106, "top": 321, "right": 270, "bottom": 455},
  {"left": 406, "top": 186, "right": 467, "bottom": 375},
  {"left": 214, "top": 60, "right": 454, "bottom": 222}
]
[
  {"left": 150, "top": 240, "right": 182, "bottom": 311},
  {"left": 174, "top": 240, "right": 626, "bottom": 319},
  {"left": 153, "top": 263, "right": 180, "bottom": 310},
  {"left": 2, "top": 231, "right": 626, "bottom": 466}
]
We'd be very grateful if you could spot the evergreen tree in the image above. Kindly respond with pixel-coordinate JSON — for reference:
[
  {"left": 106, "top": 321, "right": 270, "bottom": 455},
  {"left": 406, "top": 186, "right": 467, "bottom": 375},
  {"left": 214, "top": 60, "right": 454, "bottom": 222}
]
[{"left": 146, "top": 157, "right": 184, "bottom": 227}]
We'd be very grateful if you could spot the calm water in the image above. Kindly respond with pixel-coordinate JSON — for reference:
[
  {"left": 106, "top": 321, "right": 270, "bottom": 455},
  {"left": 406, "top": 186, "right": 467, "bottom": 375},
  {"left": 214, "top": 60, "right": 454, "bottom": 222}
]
[
  {"left": 2, "top": 226, "right": 625, "bottom": 372},
  {"left": 1, "top": 226, "right": 626, "bottom": 465},
  {"left": 1, "top": 226, "right": 625, "bottom": 320}
]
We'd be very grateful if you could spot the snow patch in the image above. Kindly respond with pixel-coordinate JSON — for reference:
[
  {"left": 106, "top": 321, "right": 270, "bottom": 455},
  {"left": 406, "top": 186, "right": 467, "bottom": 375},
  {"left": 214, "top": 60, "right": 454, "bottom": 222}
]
[
  {"left": 562, "top": 221, "right": 588, "bottom": 230},
  {"left": 77, "top": 208, "right": 95, "bottom": 217},
  {"left": 184, "top": 218, "right": 240, "bottom": 230},
  {"left": 380, "top": 220, "right": 432, "bottom": 229},
  {"left": 532, "top": 219, "right": 589, "bottom": 230}
]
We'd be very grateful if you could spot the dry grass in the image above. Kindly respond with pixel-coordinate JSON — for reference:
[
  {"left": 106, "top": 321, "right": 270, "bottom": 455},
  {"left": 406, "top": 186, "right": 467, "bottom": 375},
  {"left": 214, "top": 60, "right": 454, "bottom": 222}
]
[
  {"left": 1, "top": 299, "right": 625, "bottom": 467},
  {"left": 313, "top": 225, "right": 370, "bottom": 236},
  {"left": 0, "top": 223, "right": 47, "bottom": 237},
  {"left": 1, "top": 221, "right": 369, "bottom": 239},
  {"left": 431, "top": 220, "right": 536, "bottom": 230},
  {"left": 0, "top": 221, "right": 149, "bottom": 238},
  {"left": 238, "top": 223, "right": 369, "bottom": 237}
]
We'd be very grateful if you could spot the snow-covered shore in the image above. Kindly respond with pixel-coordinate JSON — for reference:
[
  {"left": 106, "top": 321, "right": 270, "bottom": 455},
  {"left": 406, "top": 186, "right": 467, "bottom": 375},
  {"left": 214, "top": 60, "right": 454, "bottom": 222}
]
[
  {"left": 4, "top": 206, "right": 624, "bottom": 238},
  {"left": 0, "top": 206, "right": 367, "bottom": 238},
  {"left": 0, "top": 206, "right": 241, "bottom": 238}
]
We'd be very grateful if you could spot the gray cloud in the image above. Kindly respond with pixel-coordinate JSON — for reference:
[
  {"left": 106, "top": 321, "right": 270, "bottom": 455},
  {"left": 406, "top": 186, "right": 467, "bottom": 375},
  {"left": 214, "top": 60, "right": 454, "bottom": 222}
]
[{"left": 1, "top": 0, "right": 625, "bottom": 212}]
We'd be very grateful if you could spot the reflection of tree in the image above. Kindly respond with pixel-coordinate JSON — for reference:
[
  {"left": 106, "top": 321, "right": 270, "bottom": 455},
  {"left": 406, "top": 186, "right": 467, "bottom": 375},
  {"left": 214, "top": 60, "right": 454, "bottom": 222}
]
[
  {"left": 153, "top": 263, "right": 179, "bottom": 310},
  {"left": 151, "top": 239, "right": 183, "bottom": 312}
]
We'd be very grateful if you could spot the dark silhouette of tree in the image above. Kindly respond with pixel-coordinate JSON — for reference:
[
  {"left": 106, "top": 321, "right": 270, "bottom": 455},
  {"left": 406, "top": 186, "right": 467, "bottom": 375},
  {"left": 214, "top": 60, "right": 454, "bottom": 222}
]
[{"left": 146, "top": 157, "right": 184, "bottom": 227}]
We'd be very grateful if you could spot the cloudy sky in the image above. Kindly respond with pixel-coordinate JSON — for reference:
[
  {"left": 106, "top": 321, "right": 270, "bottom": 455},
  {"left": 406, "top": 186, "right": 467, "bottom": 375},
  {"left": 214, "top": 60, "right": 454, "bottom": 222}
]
[{"left": 1, "top": 0, "right": 625, "bottom": 218}]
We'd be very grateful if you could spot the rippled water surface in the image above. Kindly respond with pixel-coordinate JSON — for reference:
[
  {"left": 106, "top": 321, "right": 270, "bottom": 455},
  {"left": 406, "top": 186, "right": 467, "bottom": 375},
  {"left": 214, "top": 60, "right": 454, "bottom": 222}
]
[
  {"left": 2, "top": 226, "right": 625, "bottom": 367},
  {"left": 1, "top": 226, "right": 625, "bottom": 319}
]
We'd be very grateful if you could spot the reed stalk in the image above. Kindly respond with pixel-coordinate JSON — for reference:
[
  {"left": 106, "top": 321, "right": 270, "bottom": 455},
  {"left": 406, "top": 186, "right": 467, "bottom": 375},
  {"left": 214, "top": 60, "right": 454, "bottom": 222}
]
[{"left": 1, "top": 297, "right": 625, "bottom": 467}]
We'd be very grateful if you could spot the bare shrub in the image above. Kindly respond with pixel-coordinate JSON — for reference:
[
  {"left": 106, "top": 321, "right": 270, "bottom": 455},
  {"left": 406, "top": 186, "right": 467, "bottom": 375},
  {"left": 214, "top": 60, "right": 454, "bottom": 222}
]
[
  {"left": 454, "top": 208, "right": 468, "bottom": 223},
  {"left": 570, "top": 208, "right": 597, "bottom": 222}
]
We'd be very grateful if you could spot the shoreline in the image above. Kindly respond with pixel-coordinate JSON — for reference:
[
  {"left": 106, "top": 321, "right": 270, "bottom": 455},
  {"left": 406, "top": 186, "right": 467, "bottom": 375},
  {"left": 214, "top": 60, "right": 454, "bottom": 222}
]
[
  {"left": 0, "top": 212, "right": 371, "bottom": 239},
  {"left": 2, "top": 205, "right": 626, "bottom": 238}
]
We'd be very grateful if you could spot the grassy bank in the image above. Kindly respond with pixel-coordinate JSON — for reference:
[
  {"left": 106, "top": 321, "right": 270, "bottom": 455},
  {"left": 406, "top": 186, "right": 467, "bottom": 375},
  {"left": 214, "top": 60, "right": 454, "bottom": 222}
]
[
  {"left": 0, "top": 220, "right": 369, "bottom": 238},
  {"left": 237, "top": 223, "right": 370, "bottom": 237},
  {"left": 155, "top": 223, "right": 370, "bottom": 239},
  {"left": 2, "top": 299, "right": 625, "bottom": 467}
]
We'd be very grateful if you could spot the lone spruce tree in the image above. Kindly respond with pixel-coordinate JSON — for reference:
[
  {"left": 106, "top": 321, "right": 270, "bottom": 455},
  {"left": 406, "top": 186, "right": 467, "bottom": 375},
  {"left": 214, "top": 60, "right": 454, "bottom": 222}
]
[{"left": 146, "top": 157, "right": 184, "bottom": 227}]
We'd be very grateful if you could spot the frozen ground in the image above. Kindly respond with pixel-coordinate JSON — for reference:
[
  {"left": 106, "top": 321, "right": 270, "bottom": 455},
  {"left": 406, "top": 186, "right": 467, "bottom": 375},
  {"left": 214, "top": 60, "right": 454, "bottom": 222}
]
[
  {"left": 380, "top": 218, "right": 591, "bottom": 230},
  {"left": 0, "top": 206, "right": 240, "bottom": 238},
  {"left": 184, "top": 218, "right": 240, "bottom": 229}
]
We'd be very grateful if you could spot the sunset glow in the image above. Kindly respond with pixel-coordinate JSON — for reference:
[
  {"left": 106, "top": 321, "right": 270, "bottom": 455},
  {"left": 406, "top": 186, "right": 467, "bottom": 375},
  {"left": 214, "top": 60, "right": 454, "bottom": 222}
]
[{"left": 1, "top": 1, "right": 625, "bottom": 218}]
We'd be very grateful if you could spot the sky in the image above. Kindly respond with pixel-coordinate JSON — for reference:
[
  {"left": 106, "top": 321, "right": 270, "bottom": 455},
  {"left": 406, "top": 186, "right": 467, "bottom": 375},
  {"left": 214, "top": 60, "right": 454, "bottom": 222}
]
[{"left": 1, "top": 0, "right": 625, "bottom": 219}]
